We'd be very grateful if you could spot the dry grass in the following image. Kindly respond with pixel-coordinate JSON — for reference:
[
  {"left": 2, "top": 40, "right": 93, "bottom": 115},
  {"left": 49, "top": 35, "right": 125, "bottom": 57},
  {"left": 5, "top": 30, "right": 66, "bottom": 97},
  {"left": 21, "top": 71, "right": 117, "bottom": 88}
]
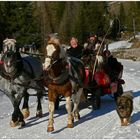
[{"left": 130, "top": 38, "right": 140, "bottom": 48}]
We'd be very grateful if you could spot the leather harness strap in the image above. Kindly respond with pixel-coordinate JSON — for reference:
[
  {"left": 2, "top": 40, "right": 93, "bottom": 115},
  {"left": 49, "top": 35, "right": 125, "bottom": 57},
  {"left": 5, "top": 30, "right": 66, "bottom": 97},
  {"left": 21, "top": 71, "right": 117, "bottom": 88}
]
[{"left": 0, "top": 52, "right": 22, "bottom": 80}]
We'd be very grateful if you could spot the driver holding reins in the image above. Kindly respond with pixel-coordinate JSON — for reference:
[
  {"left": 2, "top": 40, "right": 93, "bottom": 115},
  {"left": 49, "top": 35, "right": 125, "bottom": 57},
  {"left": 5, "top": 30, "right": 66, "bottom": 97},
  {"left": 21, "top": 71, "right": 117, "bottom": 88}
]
[{"left": 83, "top": 33, "right": 104, "bottom": 55}]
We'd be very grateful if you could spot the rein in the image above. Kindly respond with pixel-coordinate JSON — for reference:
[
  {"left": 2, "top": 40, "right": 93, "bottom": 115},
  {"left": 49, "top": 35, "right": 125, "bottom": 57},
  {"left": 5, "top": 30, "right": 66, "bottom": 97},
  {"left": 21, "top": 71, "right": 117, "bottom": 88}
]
[{"left": 20, "top": 51, "right": 45, "bottom": 57}]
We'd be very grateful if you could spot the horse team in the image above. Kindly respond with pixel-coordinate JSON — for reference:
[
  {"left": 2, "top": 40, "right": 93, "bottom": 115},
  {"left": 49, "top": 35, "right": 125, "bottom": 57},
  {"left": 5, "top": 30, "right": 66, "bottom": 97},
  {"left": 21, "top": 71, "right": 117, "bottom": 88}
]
[{"left": 0, "top": 36, "right": 126, "bottom": 132}]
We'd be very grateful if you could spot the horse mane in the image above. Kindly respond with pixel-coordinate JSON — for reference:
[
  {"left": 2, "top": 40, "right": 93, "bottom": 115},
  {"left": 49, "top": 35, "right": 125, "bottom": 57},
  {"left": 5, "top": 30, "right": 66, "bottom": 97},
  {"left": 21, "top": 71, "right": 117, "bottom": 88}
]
[
  {"left": 47, "top": 37, "right": 66, "bottom": 59},
  {"left": 48, "top": 37, "right": 61, "bottom": 46}
]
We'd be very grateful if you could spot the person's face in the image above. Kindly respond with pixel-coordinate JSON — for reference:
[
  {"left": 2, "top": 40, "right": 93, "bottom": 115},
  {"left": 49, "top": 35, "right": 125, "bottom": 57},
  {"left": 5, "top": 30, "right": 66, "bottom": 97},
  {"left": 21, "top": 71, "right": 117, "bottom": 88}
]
[
  {"left": 89, "top": 36, "right": 96, "bottom": 43},
  {"left": 70, "top": 39, "right": 78, "bottom": 48}
]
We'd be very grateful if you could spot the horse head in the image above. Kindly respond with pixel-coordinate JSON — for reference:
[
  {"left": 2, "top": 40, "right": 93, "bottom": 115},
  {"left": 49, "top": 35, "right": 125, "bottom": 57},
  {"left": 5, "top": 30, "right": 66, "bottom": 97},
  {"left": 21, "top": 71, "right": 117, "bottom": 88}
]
[
  {"left": 2, "top": 51, "right": 20, "bottom": 75},
  {"left": 43, "top": 37, "right": 66, "bottom": 71},
  {"left": 2, "top": 39, "right": 22, "bottom": 76},
  {"left": 3, "top": 38, "right": 17, "bottom": 53}
]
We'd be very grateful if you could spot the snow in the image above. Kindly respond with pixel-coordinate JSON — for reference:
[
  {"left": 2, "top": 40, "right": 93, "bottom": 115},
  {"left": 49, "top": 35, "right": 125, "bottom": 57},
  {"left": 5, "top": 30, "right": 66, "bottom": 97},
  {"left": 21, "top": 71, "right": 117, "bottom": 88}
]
[
  {"left": 0, "top": 39, "right": 140, "bottom": 138},
  {"left": 108, "top": 35, "right": 140, "bottom": 51},
  {"left": 108, "top": 40, "right": 132, "bottom": 50}
]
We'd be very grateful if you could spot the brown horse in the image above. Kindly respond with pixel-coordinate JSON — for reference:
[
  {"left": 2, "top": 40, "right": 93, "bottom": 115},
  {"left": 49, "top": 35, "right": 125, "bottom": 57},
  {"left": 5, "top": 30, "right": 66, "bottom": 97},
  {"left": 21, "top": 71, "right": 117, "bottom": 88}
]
[{"left": 43, "top": 37, "right": 85, "bottom": 132}]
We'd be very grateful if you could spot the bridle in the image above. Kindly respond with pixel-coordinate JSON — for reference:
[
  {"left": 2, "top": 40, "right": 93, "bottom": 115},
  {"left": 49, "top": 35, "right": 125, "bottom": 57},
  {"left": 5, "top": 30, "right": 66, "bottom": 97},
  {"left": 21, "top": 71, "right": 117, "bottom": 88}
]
[
  {"left": 45, "top": 54, "right": 62, "bottom": 71},
  {"left": 1, "top": 50, "right": 22, "bottom": 80},
  {"left": 44, "top": 56, "right": 69, "bottom": 85},
  {"left": 44, "top": 44, "right": 69, "bottom": 84}
]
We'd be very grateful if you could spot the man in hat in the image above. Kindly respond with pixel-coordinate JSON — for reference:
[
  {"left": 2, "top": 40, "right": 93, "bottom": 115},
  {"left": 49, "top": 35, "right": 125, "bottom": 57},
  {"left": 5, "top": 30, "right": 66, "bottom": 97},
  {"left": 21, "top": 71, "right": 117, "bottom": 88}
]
[{"left": 84, "top": 33, "right": 103, "bottom": 55}]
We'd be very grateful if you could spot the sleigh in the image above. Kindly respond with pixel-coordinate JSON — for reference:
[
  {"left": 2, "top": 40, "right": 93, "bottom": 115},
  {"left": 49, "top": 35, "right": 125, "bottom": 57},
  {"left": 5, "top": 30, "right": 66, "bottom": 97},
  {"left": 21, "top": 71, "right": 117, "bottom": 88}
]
[{"left": 82, "top": 55, "right": 125, "bottom": 110}]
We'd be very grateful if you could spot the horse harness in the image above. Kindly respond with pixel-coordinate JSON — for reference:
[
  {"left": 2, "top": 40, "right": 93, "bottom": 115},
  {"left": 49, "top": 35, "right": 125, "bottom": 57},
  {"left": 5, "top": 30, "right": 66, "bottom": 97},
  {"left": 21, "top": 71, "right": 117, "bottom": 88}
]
[
  {"left": 45, "top": 55, "right": 85, "bottom": 87},
  {"left": 0, "top": 52, "right": 36, "bottom": 86},
  {"left": 0, "top": 52, "right": 23, "bottom": 81},
  {"left": 45, "top": 58, "right": 70, "bottom": 85}
]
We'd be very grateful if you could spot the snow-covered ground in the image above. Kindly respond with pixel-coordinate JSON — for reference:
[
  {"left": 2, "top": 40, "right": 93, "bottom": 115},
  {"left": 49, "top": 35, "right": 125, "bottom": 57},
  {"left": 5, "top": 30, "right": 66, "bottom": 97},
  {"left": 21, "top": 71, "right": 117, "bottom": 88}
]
[
  {"left": 0, "top": 58, "right": 140, "bottom": 139},
  {"left": 0, "top": 38, "right": 140, "bottom": 138}
]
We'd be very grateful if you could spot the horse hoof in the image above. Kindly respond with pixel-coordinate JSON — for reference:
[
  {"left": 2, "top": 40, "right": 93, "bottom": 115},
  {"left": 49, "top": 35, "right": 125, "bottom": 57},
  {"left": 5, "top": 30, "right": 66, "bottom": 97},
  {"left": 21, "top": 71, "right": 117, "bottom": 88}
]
[
  {"left": 47, "top": 127, "right": 54, "bottom": 132},
  {"left": 10, "top": 120, "right": 19, "bottom": 127},
  {"left": 74, "top": 114, "right": 80, "bottom": 121},
  {"left": 121, "top": 122, "right": 128, "bottom": 126},
  {"left": 36, "top": 110, "right": 43, "bottom": 118},
  {"left": 67, "top": 124, "right": 73, "bottom": 128},
  {"left": 18, "top": 121, "right": 25, "bottom": 127},
  {"left": 75, "top": 116, "right": 80, "bottom": 121},
  {"left": 121, "top": 118, "right": 129, "bottom": 126},
  {"left": 22, "top": 109, "right": 30, "bottom": 119}
]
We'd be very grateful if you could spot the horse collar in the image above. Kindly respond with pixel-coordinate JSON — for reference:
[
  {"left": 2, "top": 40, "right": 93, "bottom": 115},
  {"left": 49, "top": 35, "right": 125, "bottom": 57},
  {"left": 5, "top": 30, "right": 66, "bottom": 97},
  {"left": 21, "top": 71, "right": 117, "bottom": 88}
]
[
  {"left": 48, "top": 70, "right": 69, "bottom": 85},
  {"left": 0, "top": 59, "right": 23, "bottom": 81},
  {"left": 1, "top": 68, "right": 22, "bottom": 81},
  {"left": 47, "top": 58, "right": 62, "bottom": 71}
]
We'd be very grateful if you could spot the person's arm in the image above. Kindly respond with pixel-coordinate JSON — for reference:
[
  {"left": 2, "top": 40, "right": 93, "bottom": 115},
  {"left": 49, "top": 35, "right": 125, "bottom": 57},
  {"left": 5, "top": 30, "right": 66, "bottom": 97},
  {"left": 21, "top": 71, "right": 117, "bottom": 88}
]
[{"left": 83, "top": 42, "right": 88, "bottom": 49}]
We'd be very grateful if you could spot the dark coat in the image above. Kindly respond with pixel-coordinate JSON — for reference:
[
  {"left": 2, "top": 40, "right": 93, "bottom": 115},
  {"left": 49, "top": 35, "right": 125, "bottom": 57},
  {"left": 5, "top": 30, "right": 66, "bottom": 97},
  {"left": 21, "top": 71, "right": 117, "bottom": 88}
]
[
  {"left": 67, "top": 45, "right": 83, "bottom": 59},
  {"left": 85, "top": 39, "right": 101, "bottom": 51}
]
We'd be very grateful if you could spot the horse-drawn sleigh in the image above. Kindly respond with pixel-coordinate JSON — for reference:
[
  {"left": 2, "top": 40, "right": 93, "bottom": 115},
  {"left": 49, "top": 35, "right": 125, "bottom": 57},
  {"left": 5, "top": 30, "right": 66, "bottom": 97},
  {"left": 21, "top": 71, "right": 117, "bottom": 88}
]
[
  {"left": 0, "top": 36, "right": 124, "bottom": 132},
  {"left": 0, "top": 37, "right": 86, "bottom": 132},
  {"left": 81, "top": 49, "right": 124, "bottom": 110}
]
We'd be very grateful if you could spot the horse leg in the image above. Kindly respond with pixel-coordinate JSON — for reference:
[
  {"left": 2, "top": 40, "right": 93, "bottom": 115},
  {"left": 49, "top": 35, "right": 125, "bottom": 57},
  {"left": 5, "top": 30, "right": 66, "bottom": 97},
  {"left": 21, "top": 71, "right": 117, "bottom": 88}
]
[
  {"left": 72, "top": 88, "right": 83, "bottom": 120},
  {"left": 4, "top": 92, "right": 21, "bottom": 127},
  {"left": 22, "top": 91, "right": 30, "bottom": 119},
  {"left": 47, "top": 100, "right": 55, "bottom": 132},
  {"left": 55, "top": 95, "right": 60, "bottom": 110},
  {"left": 9, "top": 96, "right": 25, "bottom": 128},
  {"left": 36, "top": 81, "right": 44, "bottom": 118},
  {"left": 65, "top": 96, "right": 73, "bottom": 128},
  {"left": 13, "top": 91, "right": 26, "bottom": 127},
  {"left": 36, "top": 91, "right": 43, "bottom": 118},
  {"left": 11, "top": 105, "right": 25, "bottom": 127},
  {"left": 10, "top": 102, "right": 20, "bottom": 127}
]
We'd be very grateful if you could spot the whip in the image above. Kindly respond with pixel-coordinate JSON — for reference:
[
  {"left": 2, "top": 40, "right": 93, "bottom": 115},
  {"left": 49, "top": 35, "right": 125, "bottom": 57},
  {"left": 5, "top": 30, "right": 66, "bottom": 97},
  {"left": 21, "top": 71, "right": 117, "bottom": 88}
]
[{"left": 91, "top": 25, "right": 111, "bottom": 81}]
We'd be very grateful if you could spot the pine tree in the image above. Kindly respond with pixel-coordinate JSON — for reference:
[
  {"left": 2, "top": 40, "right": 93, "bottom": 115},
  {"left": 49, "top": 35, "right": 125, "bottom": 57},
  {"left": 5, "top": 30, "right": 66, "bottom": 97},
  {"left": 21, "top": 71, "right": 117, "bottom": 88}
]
[
  {"left": 0, "top": 1, "right": 41, "bottom": 49},
  {"left": 119, "top": 3, "right": 126, "bottom": 31}
]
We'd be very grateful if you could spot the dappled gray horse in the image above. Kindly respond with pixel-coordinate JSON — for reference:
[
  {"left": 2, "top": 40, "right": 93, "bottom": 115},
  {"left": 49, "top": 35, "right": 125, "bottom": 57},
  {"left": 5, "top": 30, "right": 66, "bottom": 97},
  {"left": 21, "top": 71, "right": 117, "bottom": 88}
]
[{"left": 0, "top": 38, "right": 44, "bottom": 127}]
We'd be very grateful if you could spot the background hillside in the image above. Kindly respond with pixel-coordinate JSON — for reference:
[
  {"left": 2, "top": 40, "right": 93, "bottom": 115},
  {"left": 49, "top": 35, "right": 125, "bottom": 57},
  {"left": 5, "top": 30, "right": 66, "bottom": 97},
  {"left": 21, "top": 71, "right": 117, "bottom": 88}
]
[{"left": 0, "top": 1, "right": 140, "bottom": 51}]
